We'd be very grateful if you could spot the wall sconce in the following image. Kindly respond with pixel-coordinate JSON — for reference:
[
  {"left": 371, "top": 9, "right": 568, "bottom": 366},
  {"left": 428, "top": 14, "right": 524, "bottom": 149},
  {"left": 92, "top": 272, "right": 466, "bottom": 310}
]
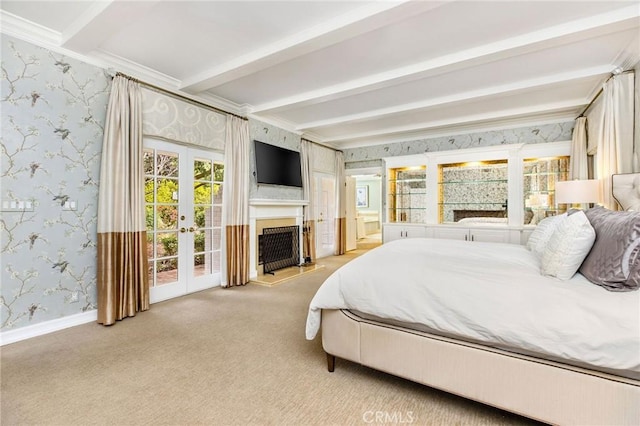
[{"left": 555, "top": 179, "right": 601, "bottom": 207}]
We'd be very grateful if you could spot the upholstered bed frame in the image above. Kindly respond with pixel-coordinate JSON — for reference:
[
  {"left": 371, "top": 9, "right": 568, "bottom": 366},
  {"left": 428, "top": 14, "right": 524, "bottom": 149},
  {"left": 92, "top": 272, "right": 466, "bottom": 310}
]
[
  {"left": 320, "top": 173, "right": 640, "bottom": 425},
  {"left": 322, "top": 309, "right": 640, "bottom": 425},
  {"left": 612, "top": 173, "right": 640, "bottom": 211}
]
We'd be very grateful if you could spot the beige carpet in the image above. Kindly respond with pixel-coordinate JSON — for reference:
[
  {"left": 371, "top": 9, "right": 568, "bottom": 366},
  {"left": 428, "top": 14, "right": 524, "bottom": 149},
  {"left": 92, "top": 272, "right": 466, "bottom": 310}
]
[{"left": 1, "top": 250, "right": 542, "bottom": 426}]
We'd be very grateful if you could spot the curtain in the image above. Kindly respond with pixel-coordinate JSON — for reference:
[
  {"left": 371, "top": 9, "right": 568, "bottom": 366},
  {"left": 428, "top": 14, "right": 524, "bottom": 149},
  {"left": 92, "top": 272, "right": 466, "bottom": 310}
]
[
  {"left": 222, "top": 115, "right": 250, "bottom": 287},
  {"left": 593, "top": 73, "right": 635, "bottom": 209},
  {"left": 300, "top": 139, "right": 316, "bottom": 263},
  {"left": 96, "top": 76, "right": 149, "bottom": 325},
  {"left": 569, "top": 117, "right": 588, "bottom": 180},
  {"left": 334, "top": 151, "right": 346, "bottom": 255}
]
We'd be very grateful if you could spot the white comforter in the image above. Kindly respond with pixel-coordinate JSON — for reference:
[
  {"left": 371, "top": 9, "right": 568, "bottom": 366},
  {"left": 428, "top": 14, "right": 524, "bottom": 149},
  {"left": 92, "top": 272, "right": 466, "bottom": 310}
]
[{"left": 306, "top": 238, "right": 640, "bottom": 375}]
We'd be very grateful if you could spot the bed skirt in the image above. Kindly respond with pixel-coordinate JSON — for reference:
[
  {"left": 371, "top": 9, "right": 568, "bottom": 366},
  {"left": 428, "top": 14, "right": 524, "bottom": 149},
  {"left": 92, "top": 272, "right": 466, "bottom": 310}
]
[{"left": 321, "top": 309, "right": 640, "bottom": 425}]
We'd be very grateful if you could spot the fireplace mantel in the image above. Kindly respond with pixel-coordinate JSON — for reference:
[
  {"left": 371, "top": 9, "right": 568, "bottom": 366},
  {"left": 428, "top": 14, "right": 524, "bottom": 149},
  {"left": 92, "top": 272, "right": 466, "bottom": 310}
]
[
  {"left": 248, "top": 199, "right": 307, "bottom": 279},
  {"left": 249, "top": 199, "right": 309, "bottom": 207}
]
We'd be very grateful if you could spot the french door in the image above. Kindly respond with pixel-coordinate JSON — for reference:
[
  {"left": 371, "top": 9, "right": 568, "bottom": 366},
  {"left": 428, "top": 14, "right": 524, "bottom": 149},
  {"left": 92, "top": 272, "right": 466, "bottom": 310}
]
[
  {"left": 144, "top": 138, "right": 223, "bottom": 303},
  {"left": 315, "top": 173, "right": 336, "bottom": 258}
]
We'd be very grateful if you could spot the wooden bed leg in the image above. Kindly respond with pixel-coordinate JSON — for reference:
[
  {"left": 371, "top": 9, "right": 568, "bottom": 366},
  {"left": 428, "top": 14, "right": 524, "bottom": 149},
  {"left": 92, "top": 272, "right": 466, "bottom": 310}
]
[{"left": 326, "top": 353, "right": 335, "bottom": 372}]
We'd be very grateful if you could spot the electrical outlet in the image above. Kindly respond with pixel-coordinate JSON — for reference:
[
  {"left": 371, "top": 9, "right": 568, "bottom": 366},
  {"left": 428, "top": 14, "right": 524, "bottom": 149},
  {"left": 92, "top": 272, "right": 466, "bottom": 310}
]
[
  {"left": 1, "top": 200, "right": 35, "bottom": 212},
  {"left": 70, "top": 291, "right": 79, "bottom": 303},
  {"left": 62, "top": 201, "right": 77, "bottom": 211}
]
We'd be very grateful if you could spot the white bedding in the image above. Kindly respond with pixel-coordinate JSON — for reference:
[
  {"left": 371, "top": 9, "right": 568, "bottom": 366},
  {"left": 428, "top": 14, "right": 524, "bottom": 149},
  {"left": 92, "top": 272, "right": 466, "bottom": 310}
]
[{"left": 306, "top": 238, "right": 640, "bottom": 376}]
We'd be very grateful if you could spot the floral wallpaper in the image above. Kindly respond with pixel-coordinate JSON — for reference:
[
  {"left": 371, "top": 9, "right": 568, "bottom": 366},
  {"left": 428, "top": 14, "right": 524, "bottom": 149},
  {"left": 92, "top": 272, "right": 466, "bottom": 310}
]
[
  {"left": 1, "top": 35, "right": 110, "bottom": 330},
  {"left": 344, "top": 122, "right": 574, "bottom": 169}
]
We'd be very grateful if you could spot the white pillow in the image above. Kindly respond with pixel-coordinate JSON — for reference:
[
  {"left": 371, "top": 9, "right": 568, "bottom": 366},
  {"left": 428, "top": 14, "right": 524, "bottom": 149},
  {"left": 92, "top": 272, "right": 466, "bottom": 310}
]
[
  {"left": 540, "top": 210, "right": 596, "bottom": 280},
  {"left": 526, "top": 213, "right": 567, "bottom": 259}
]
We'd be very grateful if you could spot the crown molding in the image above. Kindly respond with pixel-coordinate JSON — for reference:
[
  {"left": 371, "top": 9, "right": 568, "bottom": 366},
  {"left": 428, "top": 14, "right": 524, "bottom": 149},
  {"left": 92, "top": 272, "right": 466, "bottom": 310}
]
[
  {"left": 90, "top": 49, "right": 182, "bottom": 89},
  {"left": 0, "top": 10, "right": 60, "bottom": 47},
  {"left": 195, "top": 92, "right": 247, "bottom": 116}
]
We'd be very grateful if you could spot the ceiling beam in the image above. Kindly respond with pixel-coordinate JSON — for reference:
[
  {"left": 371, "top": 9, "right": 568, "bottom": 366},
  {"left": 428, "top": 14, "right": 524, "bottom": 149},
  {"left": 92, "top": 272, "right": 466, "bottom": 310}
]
[
  {"left": 61, "top": 1, "right": 161, "bottom": 53},
  {"left": 323, "top": 100, "right": 586, "bottom": 144},
  {"left": 252, "top": 5, "right": 640, "bottom": 114},
  {"left": 179, "top": 0, "right": 448, "bottom": 93},
  {"left": 296, "top": 66, "right": 612, "bottom": 130}
]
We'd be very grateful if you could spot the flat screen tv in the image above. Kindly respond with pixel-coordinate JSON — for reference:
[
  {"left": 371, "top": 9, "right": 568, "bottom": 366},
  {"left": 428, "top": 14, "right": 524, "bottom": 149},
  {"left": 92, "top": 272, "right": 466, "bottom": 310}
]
[{"left": 254, "top": 140, "right": 303, "bottom": 188}]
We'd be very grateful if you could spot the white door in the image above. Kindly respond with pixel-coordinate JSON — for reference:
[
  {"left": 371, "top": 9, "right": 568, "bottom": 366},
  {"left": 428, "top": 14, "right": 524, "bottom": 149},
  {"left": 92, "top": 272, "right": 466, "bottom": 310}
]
[
  {"left": 144, "top": 139, "right": 224, "bottom": 303},
  {"left": 345, "top": 176, "right": 357, "bottom": 251},
  {"left": 315, "top": 173, "right": 336, "bottom": 258}
]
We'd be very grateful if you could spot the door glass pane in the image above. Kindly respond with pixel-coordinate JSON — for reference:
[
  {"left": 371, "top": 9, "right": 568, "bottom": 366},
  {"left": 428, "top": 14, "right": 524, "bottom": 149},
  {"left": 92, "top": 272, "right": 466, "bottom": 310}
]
[
  {"left": 157, "top": 151, "right": 178, "bottom": 177},
  {"left": 213, "top": 163, "right": 224, "bottom": 181},
  {"left": 212, "top": 250, "right": 221, "bottom": 274},
  {"left": 194, "top": 253, "right": 211, "bottom": 277},
  {"left": 212, "top": 206, "right": 222, "bottom": 227},
  {"left": 193, "top": 229, "right": 207, "bottom": 253},
  {"left": 156, "top": 258, "right": 178, "bottom": 285},
  {"left": 212, "top": 228, "right": 221, "bottom": 251},
  {"left": 213, "top": 183, "right": 223, "bottom": 204},
  {"left": 194, "top": 206, "right": 211, "bottom": 229},
  {"left": 156, "top": 178, "right": 179, "bottom": 203},
  {"left": 144, "top": 149, "right": 154, "bottom": 175},
  {"left": 194, "top": 159, "right": 212, "bottom": 181},
  {"left": 145, "top": 178, "right": 155, "bottom": 203},
  {"left": 156, "top": 205, "right": 178, "bottom": 229},
  {"left": 157, "top": 232, "right": 179, "bottom": 258},
  {"left": 147, "top": 262, "right": 155, "bottom": 288},
  {"left": 194, "top": 182, "right": 212, "bottom": 204}
]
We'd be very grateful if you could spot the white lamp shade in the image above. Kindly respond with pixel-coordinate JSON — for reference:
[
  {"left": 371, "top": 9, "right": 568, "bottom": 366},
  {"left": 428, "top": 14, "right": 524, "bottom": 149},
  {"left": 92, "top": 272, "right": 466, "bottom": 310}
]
[{"left": 555, "top": 179, "right": 601, "bottom": 204}]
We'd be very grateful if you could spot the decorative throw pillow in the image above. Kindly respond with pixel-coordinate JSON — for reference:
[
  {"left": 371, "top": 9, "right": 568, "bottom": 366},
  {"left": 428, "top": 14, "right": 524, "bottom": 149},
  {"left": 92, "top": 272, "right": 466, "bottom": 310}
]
[
  {"left": 541, "top": 211, "right": 596, "bottom": 280},
  {"left": 579, "top": 206, "right": 640, "bottom": 291},
  {"left": 526, "top": 213, "right": 567, "bottom": 259}
]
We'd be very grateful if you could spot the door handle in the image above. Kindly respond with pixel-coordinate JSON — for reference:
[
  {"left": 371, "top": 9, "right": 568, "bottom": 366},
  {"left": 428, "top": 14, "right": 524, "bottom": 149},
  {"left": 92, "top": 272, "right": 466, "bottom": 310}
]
[
  {"left": 189, "top": 226, "right": 195, "bottom": 232},
  {"left": 180, "top": 227, "right": 187, "bottom": 233}
]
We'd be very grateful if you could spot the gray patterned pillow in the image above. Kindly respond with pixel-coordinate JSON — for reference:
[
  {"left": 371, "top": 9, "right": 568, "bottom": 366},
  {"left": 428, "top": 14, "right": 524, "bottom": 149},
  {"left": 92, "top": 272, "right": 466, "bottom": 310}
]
[{"left": 579, "top": 206, "right": 640, "bottom": 291}]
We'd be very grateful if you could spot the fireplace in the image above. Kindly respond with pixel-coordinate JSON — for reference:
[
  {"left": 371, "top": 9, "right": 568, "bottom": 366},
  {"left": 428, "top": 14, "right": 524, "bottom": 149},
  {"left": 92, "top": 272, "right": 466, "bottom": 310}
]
[
  {"left": 249, "top": 199, "right": 307, "bottom": 280},
  {"left": 259, "top": 225, "right": 300, "bottom": 274}
]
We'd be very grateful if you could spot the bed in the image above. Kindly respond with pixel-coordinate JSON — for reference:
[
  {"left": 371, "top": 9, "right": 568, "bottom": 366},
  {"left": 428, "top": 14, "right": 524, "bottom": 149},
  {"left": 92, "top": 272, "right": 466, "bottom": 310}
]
[{"left": 306, "top": 178, "right": 640, "bottom": 425}]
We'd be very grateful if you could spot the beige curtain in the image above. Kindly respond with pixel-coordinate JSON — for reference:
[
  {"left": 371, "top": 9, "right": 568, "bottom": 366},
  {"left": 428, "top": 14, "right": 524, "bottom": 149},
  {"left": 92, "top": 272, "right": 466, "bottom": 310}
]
[
  {"left": 97, "top": 76, "right": 149, "bottom": 325},
  {"left": 222, "top": 115, "right": 250, "bottom": 287},
  {"left": 592, "top": 73, "right": 635, "bottom": 209},
  {"left": 334, "top": 151, "right": 346, "bottom": 255},
  {"left": 569, "top": 117, "right": 588, "bottom": 180},
  {"left": 300, "top": 139, "right": 316, "bottom": 263}
]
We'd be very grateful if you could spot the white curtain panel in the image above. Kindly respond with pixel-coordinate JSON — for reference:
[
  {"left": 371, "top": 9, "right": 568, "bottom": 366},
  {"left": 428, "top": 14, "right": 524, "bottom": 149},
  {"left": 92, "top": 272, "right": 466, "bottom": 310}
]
[
  {"left": 334, "top": 151, "right": 346, "bottom": 255},
  {"left": 300, "top": 139, "right": 316, "bottom": 262},
  {"left": 222, "top": 115, "right": 250, "bottom": 287},
  {"left": 569, "top": 117, "right": 588, "bottom": 180},
  {"left": 96, "top": 75, "right": 149, "bottom": 325},
  {"left": 594, "top": 73, "right": 635, "bottom": 210}
]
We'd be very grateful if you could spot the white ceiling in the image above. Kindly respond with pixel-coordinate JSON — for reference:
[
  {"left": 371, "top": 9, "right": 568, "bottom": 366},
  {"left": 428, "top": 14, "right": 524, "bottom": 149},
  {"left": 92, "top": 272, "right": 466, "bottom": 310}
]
[{"left": 2, "top": 1, "right": 639, "bottom": 149}]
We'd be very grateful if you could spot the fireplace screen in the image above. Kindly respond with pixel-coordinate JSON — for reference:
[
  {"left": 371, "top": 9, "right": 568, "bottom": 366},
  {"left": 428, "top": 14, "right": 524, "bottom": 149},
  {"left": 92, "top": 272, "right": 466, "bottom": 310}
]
[{"left": 259, "top": 225, "right": 300, "bottom": 274}]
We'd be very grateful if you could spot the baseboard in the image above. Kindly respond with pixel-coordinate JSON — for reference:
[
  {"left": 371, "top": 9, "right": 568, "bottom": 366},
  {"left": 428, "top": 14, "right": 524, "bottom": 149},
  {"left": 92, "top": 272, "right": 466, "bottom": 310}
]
[{"left": 0, "top": 310, "right": 97, "bottom": 346}]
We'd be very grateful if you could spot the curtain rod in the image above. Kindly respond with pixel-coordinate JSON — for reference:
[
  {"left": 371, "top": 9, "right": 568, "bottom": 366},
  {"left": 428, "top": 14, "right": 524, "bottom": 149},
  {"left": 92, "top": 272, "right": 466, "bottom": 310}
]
[
  {"left": 301, "top": 137, "right": 342, "bottom": 153},
  {"left": 115, "top": 72, "right": 247, "bottom": 121},
  {"left": 577, "top": 69, "right": 635, "bottom": 118}
]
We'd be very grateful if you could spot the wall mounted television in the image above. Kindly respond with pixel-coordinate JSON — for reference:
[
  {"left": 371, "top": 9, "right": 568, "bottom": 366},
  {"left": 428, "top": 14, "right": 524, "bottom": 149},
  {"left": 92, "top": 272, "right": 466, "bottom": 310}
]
[{"left": 254, "top": 140, "right": 303, "bottom": 188}]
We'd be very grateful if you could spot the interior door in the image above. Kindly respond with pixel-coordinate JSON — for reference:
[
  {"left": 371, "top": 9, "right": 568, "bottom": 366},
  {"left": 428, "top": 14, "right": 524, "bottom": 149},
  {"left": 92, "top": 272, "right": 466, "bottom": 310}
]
[
  {"left": 345, "top": 176, "right": 357, "bottom": 251},
  {"left": 144, "top": 138, "right": 224, "bottom": 303},
  {"left": 315, "top": 173, "right": 336, "bottom": 258}
]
